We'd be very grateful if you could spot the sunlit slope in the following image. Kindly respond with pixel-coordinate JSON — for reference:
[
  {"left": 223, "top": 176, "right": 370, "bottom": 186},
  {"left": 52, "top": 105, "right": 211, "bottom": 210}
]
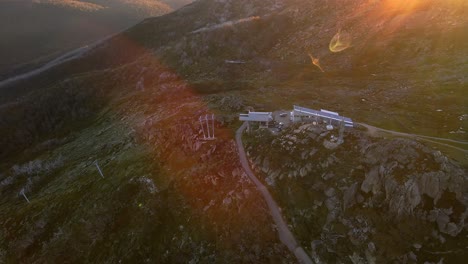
[
  {"left": 269, "top": 0, "right": 468, "bottom": 73},
  {"left": 122, "top": 0, "right": 467, "bottom": 137},
  {"left": 128, "top": 0, "right": 468, "bottom": 74}
]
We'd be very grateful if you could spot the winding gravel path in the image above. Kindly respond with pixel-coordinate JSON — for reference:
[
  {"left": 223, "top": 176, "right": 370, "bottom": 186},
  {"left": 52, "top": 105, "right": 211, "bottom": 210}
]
[
  {"left": 0, "top": 45, "right": 90, "bottom": 89},
  {"left": 357, "top": 122, "right": 468, "bottom": 153},
  {"left": 0, "top": 30, "right": 122, "bottom": 89},
  {"left": 236, "top": 122, "right": 313, "bottom": 264}
]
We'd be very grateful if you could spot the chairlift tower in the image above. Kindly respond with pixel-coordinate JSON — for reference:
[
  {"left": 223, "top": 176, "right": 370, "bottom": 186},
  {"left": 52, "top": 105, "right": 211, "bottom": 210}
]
[
  {"left": 337, "top": 117, "right": 345, "bottom": 144},
  {"left": 199, "top": 114, "right": 215, "bottom": 140}
]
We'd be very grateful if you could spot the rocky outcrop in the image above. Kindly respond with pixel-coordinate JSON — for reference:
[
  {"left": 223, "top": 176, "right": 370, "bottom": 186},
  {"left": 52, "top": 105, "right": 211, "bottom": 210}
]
[
  {"left": 428, "top": 208, "right": 467, "bottom": 237},
  {"left": 244, "top": 122, "right": 468, "bottom": 262}
]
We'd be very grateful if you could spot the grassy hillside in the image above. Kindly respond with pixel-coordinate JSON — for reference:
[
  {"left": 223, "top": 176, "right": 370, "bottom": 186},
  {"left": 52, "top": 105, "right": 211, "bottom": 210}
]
[{"left": 0, "top": 0, "right": 466, "bottom": 262}]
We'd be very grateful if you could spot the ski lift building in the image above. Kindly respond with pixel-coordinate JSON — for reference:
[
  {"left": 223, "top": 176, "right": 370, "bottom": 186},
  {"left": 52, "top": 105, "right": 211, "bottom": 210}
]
[
  {"left": 239, "top": 111, "right": 273, "bottom": 128},
  {"left": 292, "top": 105, "right": 354, "bottom": 127}
]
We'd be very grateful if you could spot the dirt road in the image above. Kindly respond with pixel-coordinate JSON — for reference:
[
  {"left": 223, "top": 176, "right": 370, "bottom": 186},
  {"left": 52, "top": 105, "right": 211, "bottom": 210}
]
[{"left": 236, "top": 122, "right": 313, "bottom": 264}]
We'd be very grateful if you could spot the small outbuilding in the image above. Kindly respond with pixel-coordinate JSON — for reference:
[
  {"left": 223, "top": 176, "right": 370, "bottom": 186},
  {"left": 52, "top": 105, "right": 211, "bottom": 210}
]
[{"left": 239, "top": 111, "right": 273, "bottom": 128}]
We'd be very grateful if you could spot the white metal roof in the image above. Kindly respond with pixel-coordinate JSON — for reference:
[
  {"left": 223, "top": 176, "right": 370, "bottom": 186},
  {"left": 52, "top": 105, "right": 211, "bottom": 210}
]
[
  {"left": 239, "top": 112, "right": 273, "bottom": 122},
  {"left": 293, "top": 105, "right": 353, "bottom": 126},
  {"left": 320, "top": 109, "right": 339, "bottom": 116}
]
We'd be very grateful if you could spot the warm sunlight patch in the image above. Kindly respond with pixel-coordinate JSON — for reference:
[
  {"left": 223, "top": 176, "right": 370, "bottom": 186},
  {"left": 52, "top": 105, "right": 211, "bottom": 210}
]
[
  {"left": 32, "top": 0, "right": 105, "bottom": 12},
  {"left": 382, "top": 0, "right": 426, "bottom": 13}
]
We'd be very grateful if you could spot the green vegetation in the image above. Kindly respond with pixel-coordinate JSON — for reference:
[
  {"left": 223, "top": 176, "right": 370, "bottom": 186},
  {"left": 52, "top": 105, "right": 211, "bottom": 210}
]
[{"left": 0, "top": 0, "right": 466, "bottom": 262}]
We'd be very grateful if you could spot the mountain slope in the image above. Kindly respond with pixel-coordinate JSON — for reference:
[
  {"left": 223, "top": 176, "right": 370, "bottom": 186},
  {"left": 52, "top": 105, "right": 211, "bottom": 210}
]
[
  {"left": 0, "top": 0, "right": 193, "bottom": 77},
  {"left": 4, "top": 0, "right": 466, "bottom": 137},
  {"left": 128, "top": 0, "right": 467, "bottom": 138},
  {"left": 0, "top": 0, "right": 466, "bottom": 263}
]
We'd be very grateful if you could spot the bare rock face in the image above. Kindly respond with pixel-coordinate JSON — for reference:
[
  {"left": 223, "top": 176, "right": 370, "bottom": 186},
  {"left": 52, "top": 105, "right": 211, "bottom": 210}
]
[
  {"left": 261, "top": 157, "right": 270, "bottom": 173},
  {"left": 245, "top": 121, "right": 467, "bottom": 261},
  {"left": 428, "top": 208, "right": 466, "bottom": 236},
  {"left": 361, "top": 167, "right": 380, "bottom": 194},
  {"left": 325, "top": 187, "right": 336, "bottom": 197},
  {"left": 325, "top": 195, "right": 341, "bottom": 225},
  {"left": 360, "top": 138, "right": 467, "bottom": 235},
  {"left": 405, "top": 179, "right": 422, "bottom": 211},
  {"left": 343, "top": 182, "right": 359, "bottom": 209},
  {"left": 385, "top": 178, "right": 422, "bottom": 215},
  {"left": 418, "top": 171, "right": 442, "bottom": 203}
]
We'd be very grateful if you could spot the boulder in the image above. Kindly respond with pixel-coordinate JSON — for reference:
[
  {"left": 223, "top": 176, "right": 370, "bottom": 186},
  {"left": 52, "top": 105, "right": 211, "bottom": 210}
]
[
  {"left": 430, "top": 209, "right": 450, "bottom": 231},
  {"left": 405, "top": 179, "right": 421, "bottom": 211},
  {"left": 322, "top": 172, "right": 335, "bottom": 181},
  {"left": 325, "top": 196, "right": 340, "bottom": 224},
  {"left": 445, "top": 222, "right": 458, "bottom": 236},
  {"left": 323, "top": 139, "right": 339, "bottom": 150},
  {"left": 344, "top": 183, "right": 359, "bottom": 209},
  {"left": 325, "top": 188, "right": 336, "bottom": 197},
  {"left": 261, "top": 157, "right": 270, "bottom": 173},
  {"left": 361, "top": 167, "right": 380, "bottom": 194},
  {"left": 418, "top": 171, "right": 442, "bottom": 203},
  {"left": 367, "top": 242, "right": 376, "bottom": 253}
]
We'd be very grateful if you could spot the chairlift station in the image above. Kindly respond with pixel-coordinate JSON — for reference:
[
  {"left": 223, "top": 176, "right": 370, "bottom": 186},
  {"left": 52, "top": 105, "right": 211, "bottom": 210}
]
[
  {"left": 292, "top": 105, "right": 354, "bottom": 127},
  {"left": 239, "top": 105, "right": 353, "bottom": 128},
  {"left": 239, "top": 111, "right": 273, "bottom": 128}
]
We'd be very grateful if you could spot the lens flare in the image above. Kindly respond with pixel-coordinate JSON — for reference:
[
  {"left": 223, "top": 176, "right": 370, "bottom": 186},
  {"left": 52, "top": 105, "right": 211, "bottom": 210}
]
[
  {"left": 308, "top": 53, "right": 324, "bottom": 72},
  {"left": 329, "top": 30, "right": 352, "bottom": 53}
]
